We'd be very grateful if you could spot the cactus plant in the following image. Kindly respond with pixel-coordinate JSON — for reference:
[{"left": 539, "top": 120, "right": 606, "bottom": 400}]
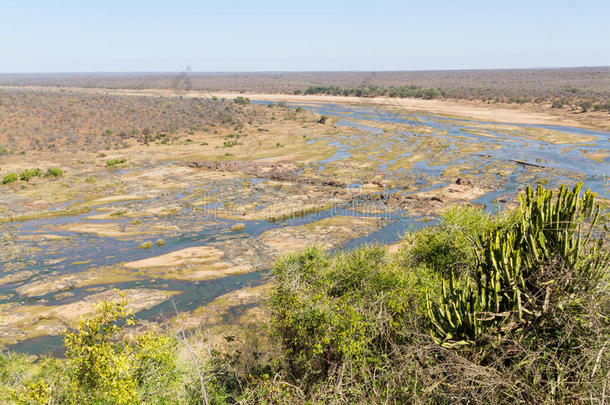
[{"left": 427, "top": 183, "right": 608, "bottom": 346}]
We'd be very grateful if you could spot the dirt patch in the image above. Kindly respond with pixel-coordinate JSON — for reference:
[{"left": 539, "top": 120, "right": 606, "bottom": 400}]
[
  {"left": 123, "top": 246, "right": 251, "bottom": 281},
  {"left": 91, "top": 194, "right": 147, "bottom": 204},
  {"left": 124, "top": 246, "right": 224, "bottom": 268},
  {"left": 261, "top": 216, "right": 384, "bottom": 255},
  {"left": 53, "top": 222, "right": 143, "bottom": 238}
]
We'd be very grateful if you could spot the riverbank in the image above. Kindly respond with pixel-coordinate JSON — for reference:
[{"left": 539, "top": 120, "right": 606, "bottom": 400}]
[{"left": 209, "top": 91, "right": 610, "bottom": 132}]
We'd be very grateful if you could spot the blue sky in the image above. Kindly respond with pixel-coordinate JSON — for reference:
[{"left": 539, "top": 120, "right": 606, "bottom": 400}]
[{"left": 1, "top": 0, "right": 609, "bottom": 72}]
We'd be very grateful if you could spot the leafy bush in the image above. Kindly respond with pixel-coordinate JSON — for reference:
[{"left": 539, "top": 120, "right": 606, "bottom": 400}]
[
  {"left": 131, "top": 332, "right": 180, "bottom": 403},
  {"left": 63, "top": 298, "right": 140, "bottom": 404},
  {"left": 271, "top": 246, "right": 418, "bottom": 383},
  {"left": 234, "top": 96, "right": 250, "bottom": 105},
  {"left": 2, "top": 173, "right": 17, "bottom": 184},
  {"left": 45, "top": 167, "right": 64, "bottom": 177},
  {"left": 225, "top": 133, "right": 245, "bottom": 139},
  {"left": 223, "top": 140, "right": 240, "bottom": 148},
  {"left": 139, "top": 241, "right": 154, "bottom": 249},
  {"left": 1, "top": 297, "right": 183, "bottom": 404},
  {"left": 231, "top": 223, "right": 245, "bottom": 232},
  {"left": 106, "top": 158, "right": 127, "bottom": 167},
  {"left": 404, "top": 206, "right": 516, "bottom": 277},
  {"left": 18, "top": 168, "right": 41, "bottom": 181},
  {"left": 579, "top": 100, "right": 593, "bottom": 112}
]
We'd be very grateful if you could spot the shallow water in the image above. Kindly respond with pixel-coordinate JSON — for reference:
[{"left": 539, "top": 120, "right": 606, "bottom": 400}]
[{"left": 295, "top": 102, "right": 609, "bottom": 196}]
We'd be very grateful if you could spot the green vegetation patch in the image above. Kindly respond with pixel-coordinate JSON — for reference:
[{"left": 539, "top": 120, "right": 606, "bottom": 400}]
[
  {"left": 2, "top": 173, "right": 18, "bottom": 184},
  {"left": 403, "top": 206, "right": 517, "bottom": 277},
  {"left": 19, "top": 168, "right": 42, "bottom": 181},
  {"left": 223, "top": 140, "right": 241, "bottom": 148},
  {"left": 106, "top": 158, "right": 127, "bottom": 167},
  {"left": 233, "top": 96, "right": 250, "bottom": 105},
  {"left": 305, "top": 84, "right": 445, "bottom": 100},
  {"left": 44, "top": 167, "right": 64, "bottom": 177},
  {"left": 0, "top": 298, "right": 185, "bottom": 404}
]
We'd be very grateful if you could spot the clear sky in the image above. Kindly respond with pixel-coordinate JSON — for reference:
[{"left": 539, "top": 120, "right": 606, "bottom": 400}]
[{"left": 1, "top": 0, "right": 609, "bottom": 73}]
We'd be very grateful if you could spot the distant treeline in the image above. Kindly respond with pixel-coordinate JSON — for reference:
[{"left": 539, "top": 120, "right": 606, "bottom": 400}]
[
  {"left": 2, "top": 69, "right": 609, "bottom": 113},
  {"left": 298, "top": 84, "right": 610, "bottom": 113},
  {"left": 299, "top": 84, "right": 445, "bottom": 100}
]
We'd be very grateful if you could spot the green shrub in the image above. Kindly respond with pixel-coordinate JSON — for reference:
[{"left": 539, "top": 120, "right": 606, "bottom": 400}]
[
  {"left": 18, "top": 168, "right": 42, "bottom": 181},
  {"left": 2, "top": 300, "right": 185, "bottom": 403},
  {"left": 271, "top": 246, "right": 417, "bottom": 382},
  {"left": 405, "top": 206, "right": 516, "bottom": 277},
  {"left": 223, "top": 140, "right": 240, "bottom": 148},
  {"left": 234, "top": 96, "right": 250, "bottom": 105},
  {"left": 225, "top": 133, "right": 245, "bottom": 139},
  {"left": 45, "top": 167, "right": 64, "bottom": 177},
  {"left": 2, "top": 173, "right": 17, "bottom": 184},
  {"left": 131, "top": 332, "right": 180, "bottom": 403},
  {"left": 579, "top": 100, "right": 593, "bottom": 112},
  {"left": 63, "top": 298, "right": 180, "bottom": 404},
  {"left": 63, "top": 298, "right": 139, "bottom": 403},
  {"left": 106, "top": 158, "right": 127, "bottom": 167},
  {"left": 1, "top": 353, "right": 68, "bottom": 405}
]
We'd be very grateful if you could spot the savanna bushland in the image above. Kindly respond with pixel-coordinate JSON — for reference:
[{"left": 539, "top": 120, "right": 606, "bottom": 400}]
[
  {"left": 0, "top": 88, "right": 263, "bottom": 153},
  {"left": 2, "top": 68, "right": 610, "bottom": 112}
]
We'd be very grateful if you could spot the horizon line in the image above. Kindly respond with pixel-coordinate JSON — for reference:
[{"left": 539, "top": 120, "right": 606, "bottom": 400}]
[{"left": 1, "top": 65, "right": 610, "bottom": 75}]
